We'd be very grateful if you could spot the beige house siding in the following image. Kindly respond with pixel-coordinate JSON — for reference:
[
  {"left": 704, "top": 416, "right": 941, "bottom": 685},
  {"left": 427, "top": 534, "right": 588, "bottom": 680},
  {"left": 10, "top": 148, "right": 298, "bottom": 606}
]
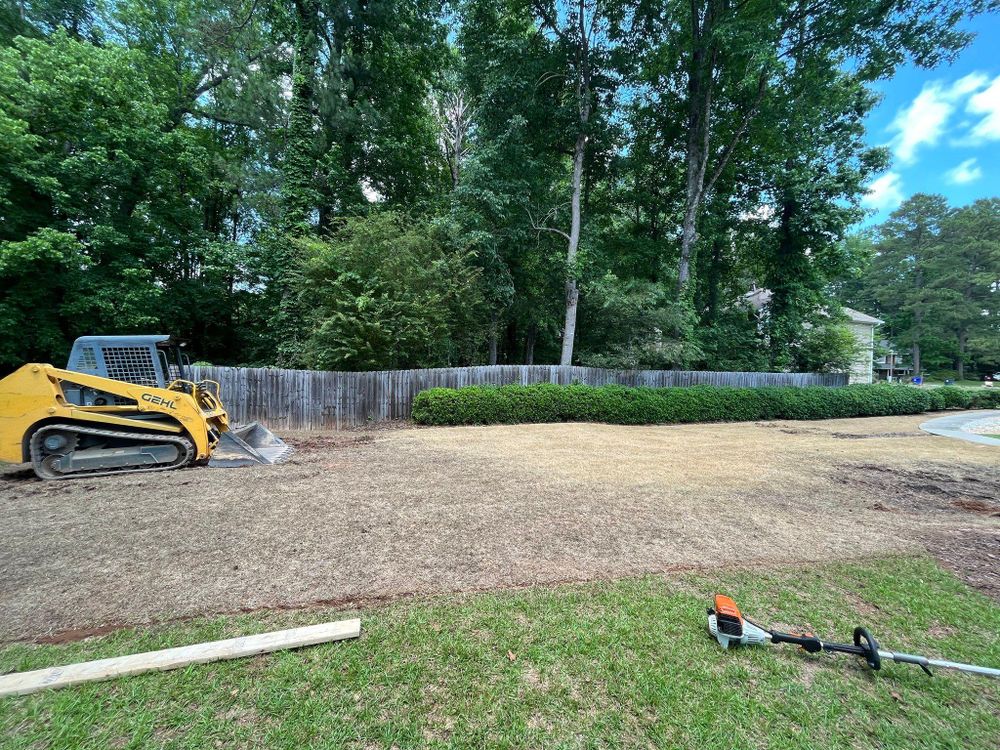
[{"left": 846, "top": 321, "right": 875, "bottom": 384}]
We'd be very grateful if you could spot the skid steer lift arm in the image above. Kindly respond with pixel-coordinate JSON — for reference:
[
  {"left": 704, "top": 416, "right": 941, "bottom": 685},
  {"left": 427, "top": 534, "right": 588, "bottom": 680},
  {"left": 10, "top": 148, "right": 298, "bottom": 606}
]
[{"left": 707, "top": 594, "right": 1000, "bottom": 679}]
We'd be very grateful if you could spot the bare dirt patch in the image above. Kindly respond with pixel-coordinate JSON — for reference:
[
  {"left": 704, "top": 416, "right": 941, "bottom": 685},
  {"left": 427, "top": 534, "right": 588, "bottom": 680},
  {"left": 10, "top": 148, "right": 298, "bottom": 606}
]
[
  {"left": 756, "top": 423, "right": 930, "bottom": 440},
  {"left": 831, "top": 431, "right": 931, "bottom": 440},
  {"left": 284, "top": 432, "right": 375, "bottom": 453},
  {"left": 1, "top": 415, "right": 997, "bottom": 642},
  {"left": 840, "top": 462, "right": 1000, "bottom": 515},
  {"left": 925, "top": 529, "right": 1000, "bottom": 602}
]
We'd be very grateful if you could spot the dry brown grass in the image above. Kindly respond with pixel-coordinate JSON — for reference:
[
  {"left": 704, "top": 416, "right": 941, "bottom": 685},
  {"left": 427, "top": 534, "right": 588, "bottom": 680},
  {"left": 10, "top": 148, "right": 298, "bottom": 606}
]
[{"left": 1, "top": 415, "right": 997, "bottom": 642}]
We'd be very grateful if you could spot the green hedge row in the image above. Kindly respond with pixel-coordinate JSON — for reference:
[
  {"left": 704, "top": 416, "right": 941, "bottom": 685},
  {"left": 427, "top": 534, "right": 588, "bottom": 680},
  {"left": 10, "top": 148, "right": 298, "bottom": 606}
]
[{"left": 411, "top": 383, "right": 1000, "bottom": 426}]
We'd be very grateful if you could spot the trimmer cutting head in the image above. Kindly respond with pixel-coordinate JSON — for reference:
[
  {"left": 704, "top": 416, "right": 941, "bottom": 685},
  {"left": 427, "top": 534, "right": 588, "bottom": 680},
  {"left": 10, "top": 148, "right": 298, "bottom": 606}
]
[{"left": 707, "top": 594, "right": 769, "bottom": 649}]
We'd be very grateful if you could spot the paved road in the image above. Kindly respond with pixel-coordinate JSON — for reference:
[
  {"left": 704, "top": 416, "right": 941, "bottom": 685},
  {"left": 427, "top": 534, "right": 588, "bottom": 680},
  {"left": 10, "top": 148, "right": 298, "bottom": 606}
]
[{"left": 920, "top": 410, "right": 1000, "bottom": 446}]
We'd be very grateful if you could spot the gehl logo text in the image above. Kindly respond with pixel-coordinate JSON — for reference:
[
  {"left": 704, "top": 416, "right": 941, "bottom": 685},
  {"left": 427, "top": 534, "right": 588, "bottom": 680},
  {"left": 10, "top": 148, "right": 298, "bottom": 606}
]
[{"left": 141, "top": 393, "right": 176, "bottom": 409}]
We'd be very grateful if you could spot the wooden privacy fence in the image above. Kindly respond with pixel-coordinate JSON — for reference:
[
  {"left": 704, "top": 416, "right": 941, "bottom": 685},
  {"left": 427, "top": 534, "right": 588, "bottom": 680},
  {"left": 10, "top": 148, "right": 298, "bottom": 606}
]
[{"left": 190, "top": 364, "right": 848, "bottom": 430}]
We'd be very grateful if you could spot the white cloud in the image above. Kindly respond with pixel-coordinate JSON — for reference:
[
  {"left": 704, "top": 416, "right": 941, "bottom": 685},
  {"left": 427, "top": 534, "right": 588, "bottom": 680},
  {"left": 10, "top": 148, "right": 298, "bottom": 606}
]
[
  {"left": 888, "top": 72, "right": 989, "bottom": 164},
  {"left": 945, "top": 158, "right": 983, "bottom": 185},
  {"left": 863, "top": 172, "right": 904, "bottom": 211},
  {"left": 967, "top": 75, "right": 1000, "bottom": 143},
  {"left": 738, "top": 204, "right": 776, "bottom": 222},
  {"left": 949, "top": 73, "right": 990, "bottom": 98}
]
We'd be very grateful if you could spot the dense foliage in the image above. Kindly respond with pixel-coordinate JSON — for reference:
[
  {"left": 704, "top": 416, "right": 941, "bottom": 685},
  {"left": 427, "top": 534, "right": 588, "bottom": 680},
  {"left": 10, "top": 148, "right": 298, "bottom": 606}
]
[
  {"left": 0, "top": 0, "right": 994, "bottom": 375},
  {"left": 297, "top": 212, "right": 486, "bottom": 370},
  {"left": 412, "top": 383, "right": 1000, "bottom": 426},
  {"left": 839, "top": 195, "right": 1000, "bottom": 379}
]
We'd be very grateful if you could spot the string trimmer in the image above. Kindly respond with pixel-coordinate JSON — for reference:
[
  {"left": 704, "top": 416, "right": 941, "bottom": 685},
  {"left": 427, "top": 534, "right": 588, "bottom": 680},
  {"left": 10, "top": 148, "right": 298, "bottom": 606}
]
[{"left": 707, "top": 594, "right": 999, "bottom": 678}]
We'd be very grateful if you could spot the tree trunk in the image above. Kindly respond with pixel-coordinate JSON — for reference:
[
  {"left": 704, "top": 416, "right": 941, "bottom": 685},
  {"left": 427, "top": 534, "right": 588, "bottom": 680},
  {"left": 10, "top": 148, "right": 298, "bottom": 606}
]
[
  {"left": 768, "top": 195, "right": 797, "bottom": 369},
  {"left": 560, "top": 130, "right": 586, "bottom": 366},
  {"left": 957, "top": 331, "right": 966, "bottom": 380},
  {"left": 912, "top": 267, "right": 923, "bottom": 376},
  {"left": 559, "top": 0, "right": 591, "bottom": 367},
  {"left": 525, "top": 325, "right": 536, "bottom": 365},
  {"left": 439, "top": 91, "right": 468, "bottom": 190},
  {"left": 284, "top": 0, "right": 321, "bottom": 228},
  {"left": 275, "top": 0, "right": 321, "bottom": 367},
  {"left": 703, "top": 237, "right": 724, "bottom": 323},
  {"left": 677, "top": 2, "right": 715, "bottom": 291},
  {"left": 488, "top": 311, "right": 498, "bottom": 365},
  {"left": 676, "top": 2, "right": 767, "bottom": 292}
]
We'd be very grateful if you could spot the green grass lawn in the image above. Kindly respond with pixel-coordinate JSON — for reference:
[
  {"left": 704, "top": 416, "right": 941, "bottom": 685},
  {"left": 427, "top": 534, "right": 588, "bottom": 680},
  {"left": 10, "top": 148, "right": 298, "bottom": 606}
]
[
  {"left": 922, "top": 379, "right": 993, "bottom": 389},
  {"left": 1, "top": 556, "right": 998, "bottom": 749}
]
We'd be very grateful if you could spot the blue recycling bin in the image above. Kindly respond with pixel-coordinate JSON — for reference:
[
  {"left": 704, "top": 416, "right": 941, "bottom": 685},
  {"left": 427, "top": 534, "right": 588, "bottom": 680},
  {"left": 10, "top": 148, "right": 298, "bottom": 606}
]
[{"left": 912, "top": 376, "right": 923, "bottom": 385}]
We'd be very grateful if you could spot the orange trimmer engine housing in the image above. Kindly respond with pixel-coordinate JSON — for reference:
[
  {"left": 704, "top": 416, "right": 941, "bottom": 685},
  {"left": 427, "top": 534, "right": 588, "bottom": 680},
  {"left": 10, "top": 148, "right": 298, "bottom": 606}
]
[
  {"left": 713, "top": 595, "right": 744, "bottom": 638},
  {"left": 707, "top": 594, "right": 769, "bottom": 649}
]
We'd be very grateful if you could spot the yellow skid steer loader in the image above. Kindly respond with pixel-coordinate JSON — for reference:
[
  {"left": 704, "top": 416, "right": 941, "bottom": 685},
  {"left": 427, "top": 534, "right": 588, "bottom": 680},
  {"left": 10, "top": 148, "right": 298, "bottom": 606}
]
[{"left": 0, "top": 335, "right": 292, "bottom": 480}]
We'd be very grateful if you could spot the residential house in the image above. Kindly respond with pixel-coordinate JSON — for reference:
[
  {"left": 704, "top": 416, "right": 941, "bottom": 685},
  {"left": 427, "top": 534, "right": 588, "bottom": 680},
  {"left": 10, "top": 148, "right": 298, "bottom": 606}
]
[
  {"left": 873, "top": 341, "right": 913, "bottom": 382},
  {"left": 743, "top": 289, "right": 882, "bottom": 384},
  {"left": 841, "top": 308, "right": 883, "bottom": 384}
]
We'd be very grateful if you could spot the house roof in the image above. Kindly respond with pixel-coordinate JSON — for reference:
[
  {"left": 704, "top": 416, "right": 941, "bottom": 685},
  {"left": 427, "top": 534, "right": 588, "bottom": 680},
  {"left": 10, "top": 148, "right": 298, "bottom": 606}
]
[
  {"left": 743, "top": 288, "right": 772, "bottom": 309},
  {"left": 842, "top": 307, "right": 883, "bottom": 325},
  {"left": 742, "top": 289, "right": 882, "bottom": 326}
]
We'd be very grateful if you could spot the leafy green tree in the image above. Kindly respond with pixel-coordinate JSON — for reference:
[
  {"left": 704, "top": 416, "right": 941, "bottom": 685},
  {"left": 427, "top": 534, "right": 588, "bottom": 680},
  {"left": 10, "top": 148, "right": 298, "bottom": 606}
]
[
  {"left": 695, "top": 306, "right": 770, "bottom": 372},
  {"left": 2, "top": 0, "right": 994, "bottom": 377},
  {"left": 457, "top": 0, "right": 624, "bottom": 365},
  {"left": 748, "top": 63, "right": 884, "bottom": 369},
  {"left": 0, "top": 28, "right": 264, "bottom": 366},
  {"left": 796, "top": 322, "right": 861, "bottom": 374},
  {"left": 19, "top": 0, "right": 97, "bottom": 39},
  {"left": 576, "top": 271, "right": 702, "bottom": 368},
  {"left": 932, "top": 199, "right": 1000, "bottom": 378},
  {"left": 283, "top": 0, "right": 322, "bottom": 228},
  {"left": 861, "top": 194, "right": 953, "bottom": 375},
  {"left": 843, "top": 195, "right": 1000, "bottom": 379},
  {"left": 634, "top": 0, "right": 985, "bottom": 294},
  {"left": 1, "top": 3, "right": 35, "bottom": 44},
  {"left": 530, "top": 0, "right": 610, "bottom": 365},
  {"left": 455, "top": 0, "right": 572, "bottom": 364},
  {"left": 298, "top": 212, "right": 488, "bottom": 370},
  {"left": 0, "top": 229, "right": 159, "bottom": 367},
  {"left": 300, "top": 0, "right": 450, "bottom": 223},
  {"left": 0, "top": 34, "right": 184, "bottom": 356}
]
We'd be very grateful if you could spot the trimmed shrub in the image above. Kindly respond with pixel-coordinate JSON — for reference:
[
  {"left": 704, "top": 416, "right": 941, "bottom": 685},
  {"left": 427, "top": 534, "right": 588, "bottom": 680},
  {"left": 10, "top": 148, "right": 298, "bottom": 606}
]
[
  {"left": 969, "top": 388, "right": 1000, "bottom": 409},
  {"left": 410, "top": 382, "right": 978, "bottom": 426}
]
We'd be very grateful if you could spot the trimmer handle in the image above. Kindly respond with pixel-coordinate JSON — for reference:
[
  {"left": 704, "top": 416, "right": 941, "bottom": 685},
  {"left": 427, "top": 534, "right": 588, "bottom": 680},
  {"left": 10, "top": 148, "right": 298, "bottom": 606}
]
[
  {"left": 770, "top": 631, "right": 823, "bottom": 653},
  {"left": 853, "top": 627, "right": 881, "bottom": 671}
]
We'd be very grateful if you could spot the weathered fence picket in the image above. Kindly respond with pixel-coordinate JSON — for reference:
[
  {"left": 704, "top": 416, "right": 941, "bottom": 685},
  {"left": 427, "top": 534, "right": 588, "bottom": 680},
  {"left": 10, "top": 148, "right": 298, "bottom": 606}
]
[{"left": 190, "top": 364, "right": 847, "bottom": 430}]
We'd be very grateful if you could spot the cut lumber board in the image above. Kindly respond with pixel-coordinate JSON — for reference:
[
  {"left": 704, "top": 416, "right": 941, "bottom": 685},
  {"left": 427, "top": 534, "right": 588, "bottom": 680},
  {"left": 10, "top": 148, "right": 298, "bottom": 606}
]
[{"left": 0, "top": 618, "right": 360, "bottom": 698}]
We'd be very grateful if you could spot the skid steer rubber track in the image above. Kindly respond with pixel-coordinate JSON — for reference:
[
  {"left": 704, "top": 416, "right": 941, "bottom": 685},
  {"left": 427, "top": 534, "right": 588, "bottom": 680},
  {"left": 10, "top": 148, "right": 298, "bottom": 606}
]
[{"left": 30, "top": 424, "right": 195, "bottom": 480}]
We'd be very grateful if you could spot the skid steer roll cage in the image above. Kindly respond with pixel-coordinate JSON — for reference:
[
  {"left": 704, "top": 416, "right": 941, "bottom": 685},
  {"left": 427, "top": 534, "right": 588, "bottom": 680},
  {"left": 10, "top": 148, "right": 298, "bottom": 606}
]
[{"left": 67, "top": 335, "right": 192, "bottom": 390}]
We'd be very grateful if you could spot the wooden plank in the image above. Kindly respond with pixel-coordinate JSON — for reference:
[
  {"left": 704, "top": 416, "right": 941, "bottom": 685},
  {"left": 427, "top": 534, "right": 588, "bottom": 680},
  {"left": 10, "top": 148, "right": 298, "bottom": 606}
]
[{"left": 0, "top": 618, "right": 361, "bottom": 698}]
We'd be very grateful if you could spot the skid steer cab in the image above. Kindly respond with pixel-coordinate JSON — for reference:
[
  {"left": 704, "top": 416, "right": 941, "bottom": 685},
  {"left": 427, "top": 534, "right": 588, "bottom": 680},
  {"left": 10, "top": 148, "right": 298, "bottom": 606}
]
[{"left": 0, "top": 335, "right": 292, "bottom": 480}]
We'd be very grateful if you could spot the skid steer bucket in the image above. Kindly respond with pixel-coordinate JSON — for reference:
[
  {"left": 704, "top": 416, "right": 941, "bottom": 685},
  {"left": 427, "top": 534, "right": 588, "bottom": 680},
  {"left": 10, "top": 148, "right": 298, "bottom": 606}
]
[{"left": 209, "top": 423, "right": 294, "bottom": 468}]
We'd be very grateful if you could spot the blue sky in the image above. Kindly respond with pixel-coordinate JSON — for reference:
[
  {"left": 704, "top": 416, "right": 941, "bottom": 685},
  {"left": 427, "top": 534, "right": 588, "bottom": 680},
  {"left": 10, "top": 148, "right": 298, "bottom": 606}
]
[{"left": 860, "top": 12, "right": 1000, "bottom": 224}]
